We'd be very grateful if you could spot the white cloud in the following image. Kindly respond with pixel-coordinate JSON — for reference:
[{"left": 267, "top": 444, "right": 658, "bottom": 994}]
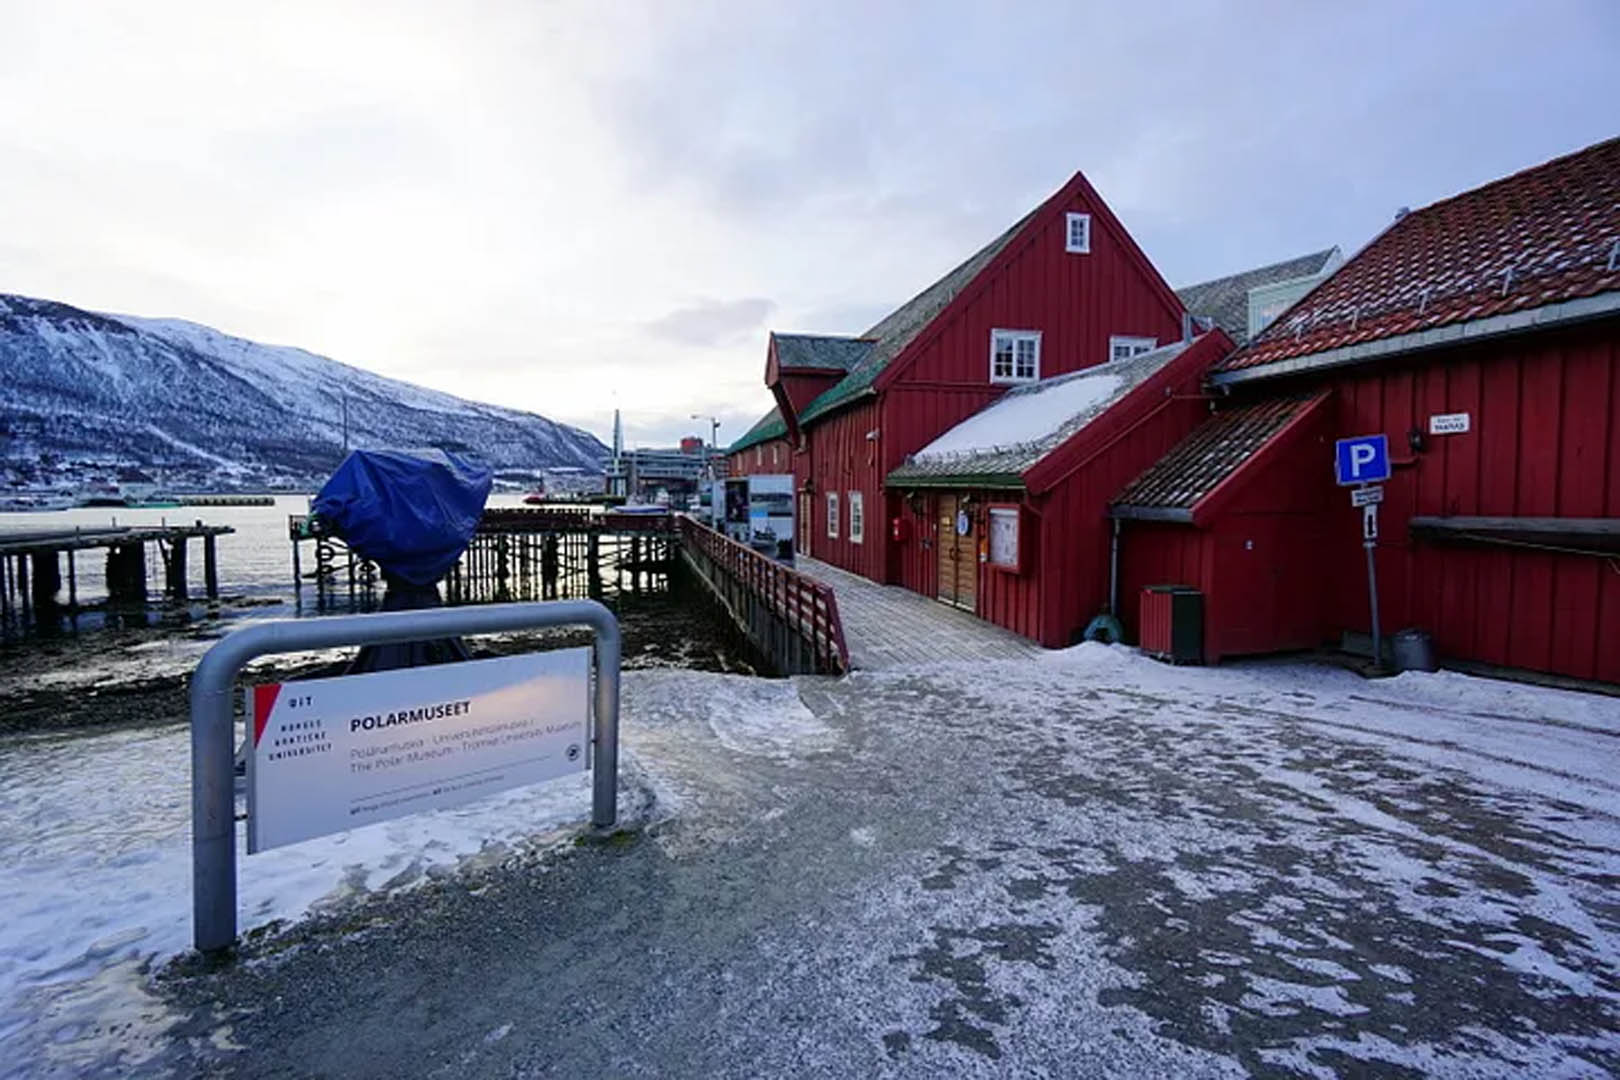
[{"left": 2, "top": 0, "right": 1617, "bottom": 449}]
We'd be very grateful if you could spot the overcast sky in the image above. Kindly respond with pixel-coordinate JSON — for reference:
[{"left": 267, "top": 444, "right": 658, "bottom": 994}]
[{"left": 3, "top": 2, "right": 1617, "bottom": 449}]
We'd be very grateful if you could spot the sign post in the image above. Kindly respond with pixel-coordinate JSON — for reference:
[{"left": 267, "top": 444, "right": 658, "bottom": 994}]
[
  {"left": 190, "top": 599, "right": 620, "bottom": 954},
  {"left": 1335, "top": 435, "right": 1392, "bottom": 670}
]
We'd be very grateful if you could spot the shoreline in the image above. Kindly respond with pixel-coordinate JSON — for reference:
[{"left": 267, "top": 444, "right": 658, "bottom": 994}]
[{"left": 0, "top": 594, "right": 763, "bottom": 741}]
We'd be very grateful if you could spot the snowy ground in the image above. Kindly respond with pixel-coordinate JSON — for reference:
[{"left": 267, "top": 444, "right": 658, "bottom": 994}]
[{"left": 2, "top": 647, "right": 1618, "bottom": 1077}]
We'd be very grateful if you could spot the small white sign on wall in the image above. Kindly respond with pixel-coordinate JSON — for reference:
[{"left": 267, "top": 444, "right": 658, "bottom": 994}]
[{"left": 1429, "top": 412, "right": 1471, "bottom": 435}]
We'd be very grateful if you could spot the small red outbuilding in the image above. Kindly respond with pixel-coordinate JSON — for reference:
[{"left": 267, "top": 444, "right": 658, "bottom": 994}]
[{"left": 1113, "top": 136, "right": 1620, "bottom": 683}]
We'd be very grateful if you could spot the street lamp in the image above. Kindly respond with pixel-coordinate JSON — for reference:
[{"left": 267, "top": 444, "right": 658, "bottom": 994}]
[{"left": 691, "top": 413, "right": 721, "bottom": 482}]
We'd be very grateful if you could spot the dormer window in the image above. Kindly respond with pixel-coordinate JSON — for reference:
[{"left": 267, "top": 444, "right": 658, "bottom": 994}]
[
  {"left": 990, "top": 329, "right": 1041, "bottom": 384},
  {"left": 1109, "top": 335, "right": 1157, "bottom": 362},
  {"left": 1065, "top": 212, "right": 1091, "bottom": 254}
]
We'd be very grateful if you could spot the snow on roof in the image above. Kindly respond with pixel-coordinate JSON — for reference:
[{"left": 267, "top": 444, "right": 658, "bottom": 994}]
[{"left": 889, "top": 341, "right": 1189, "bottom": 486}]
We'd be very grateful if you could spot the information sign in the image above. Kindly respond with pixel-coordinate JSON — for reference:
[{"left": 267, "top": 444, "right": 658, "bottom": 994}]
[
  {"left": 247, "top": 648, "right": 590, "bottom": 852},
  {"left": 1334, "top": 434, "right": 1391, "bottom": 486},
  {"left": 1350, "top": 485, "right": 1384, "bottom": 507},
  {"left": 1428, "top": 412, "right": 1471, "bottom": 435}
]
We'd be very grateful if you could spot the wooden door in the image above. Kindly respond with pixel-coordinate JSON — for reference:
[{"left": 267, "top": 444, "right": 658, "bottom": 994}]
[
  {"left": 797, "top": 492, "right": 812, "bottom": 557},
  {"left": 936, "top": 495, "right": 977, "bottom": 610}
]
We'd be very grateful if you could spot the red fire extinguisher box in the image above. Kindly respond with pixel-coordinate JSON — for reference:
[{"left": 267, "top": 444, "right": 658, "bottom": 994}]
[{"left": 1140, "top": 585, "right": 1204, "bottom": 664}]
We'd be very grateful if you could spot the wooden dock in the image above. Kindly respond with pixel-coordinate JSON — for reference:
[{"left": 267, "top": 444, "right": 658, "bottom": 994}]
[
  {"left": 0, "top": 521, "right": 235, "bottom": 640},
  {"left": 289, "top": 506, "right": 679, "bottom": 614},
  {"left": 676, "top": 516, "right": 848, "bottom": 675}
]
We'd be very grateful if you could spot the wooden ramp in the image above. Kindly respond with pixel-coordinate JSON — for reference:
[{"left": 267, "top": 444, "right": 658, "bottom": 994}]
[{"left": 793, "top": 556, "right": 1042, "bottom": 670}]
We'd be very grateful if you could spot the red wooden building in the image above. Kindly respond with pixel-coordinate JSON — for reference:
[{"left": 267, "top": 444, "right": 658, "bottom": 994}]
[
  {"left": 728, "top": 168, "right": 1189, "bottom": 588},
  {"left": 885, "top": 330, "right": 1233, "bottom": 646},
  {"left": 1112, "top": 137, "right": 1620, "bottom": 683}
]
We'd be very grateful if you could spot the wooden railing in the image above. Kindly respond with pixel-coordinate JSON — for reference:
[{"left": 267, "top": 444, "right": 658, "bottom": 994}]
[{"left": 676, "top": 515, "right": 849, "bottom": 676}]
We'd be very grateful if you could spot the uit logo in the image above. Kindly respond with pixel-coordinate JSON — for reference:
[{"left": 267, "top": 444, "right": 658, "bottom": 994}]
[{"left": 268, "top": 714, "right": 333, "bottom": 762}]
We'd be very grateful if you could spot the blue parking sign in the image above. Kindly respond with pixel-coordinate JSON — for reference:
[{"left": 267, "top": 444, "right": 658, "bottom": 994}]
[{"left": 1334, "top": 434, "right": 1390, "bottom": 486}]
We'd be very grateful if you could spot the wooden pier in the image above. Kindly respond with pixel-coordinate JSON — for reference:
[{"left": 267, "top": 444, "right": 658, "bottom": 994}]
[
  {"left": 0, "top": 521, "right": 235, "bottom": 641},
  {"left": 290, "top": 506, "right": 679, "bottom": 614},
  {"left": 676, "top": 516, "right": 848, "bottom": 675},
  {"left": 288, "top": 507, "right": 848, "bottom": 676}
]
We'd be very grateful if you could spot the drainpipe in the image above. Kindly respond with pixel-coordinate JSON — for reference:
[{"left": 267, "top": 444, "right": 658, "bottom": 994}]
[{"left": 1108, "top": 517, "right": 1121, "bottom": 614}]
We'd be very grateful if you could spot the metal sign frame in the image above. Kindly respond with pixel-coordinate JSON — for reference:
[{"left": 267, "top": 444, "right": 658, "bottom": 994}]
[{"left": 190, "top": 599, "right": 620, "bottom": 954}]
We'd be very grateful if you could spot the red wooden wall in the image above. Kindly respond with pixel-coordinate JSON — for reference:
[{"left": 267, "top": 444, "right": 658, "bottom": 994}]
[
  {"left": 1317, "top": 319, "right": 1620, "bottom": 682},
  {"left": 885, "top": 193, "right": 1183, "bottom": 391},
  {"left": 729, "top": 438, "right": 794, "bottom": 478},
  {"left": 803, "top": 400, "right": 886, "bottom": 580}
]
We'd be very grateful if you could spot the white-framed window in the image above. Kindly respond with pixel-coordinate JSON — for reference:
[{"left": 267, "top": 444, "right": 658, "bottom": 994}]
[
  {"left": 990, "top": 329, "right": 1041, "bottom": 384},
  {"left": 1109, "top": 335, "right": 1158, "bottom": 363},
  {"left": 848, "top": 490, "right": 864, "bottom": 543},
  {"left": 772, "top": 444, "right": 779, "bottom": 467},
  {"left": 754, "top": 445, "right": 761, "bottom": 466},
  {"left": 988, "top": 507, "right": 1020, "bottom": 570},
  {"left": 1065, "top": 212, "right": 1091, "bottom": 254},
  {"left": 826, "top": 491, "right": 839, "bottom": 539}
]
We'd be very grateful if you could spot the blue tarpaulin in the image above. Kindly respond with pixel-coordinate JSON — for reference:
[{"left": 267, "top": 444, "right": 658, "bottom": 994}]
[{"left": 312, "top": 449, "right": 493, "bottom": 586}]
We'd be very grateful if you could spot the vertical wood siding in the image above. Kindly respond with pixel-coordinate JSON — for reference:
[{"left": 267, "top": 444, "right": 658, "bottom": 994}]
[
  {"left": 1321, "top": 321, "right": 1620, "bottom": 683},
  {"left": 729, "top": 438, "right": 794, "bottom": 478},
  {"left": 804, "top": 400, "right": 886, "bottom": 580},
  {"left": 893, "top": 191, "right": 1184, "bottom": 389}
]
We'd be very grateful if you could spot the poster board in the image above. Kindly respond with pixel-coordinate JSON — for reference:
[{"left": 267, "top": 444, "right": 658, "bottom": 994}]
[{"left": 247, "top": 649, "right": 591, "bottom": 852}]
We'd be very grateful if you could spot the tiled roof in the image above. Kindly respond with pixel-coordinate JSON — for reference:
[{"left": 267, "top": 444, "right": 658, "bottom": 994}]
[
  {"left": 1111, "top": 395, "right": 1318, "bottom": 514},
  {"left": 1218, "top": 137, "right": 1620, "bottom": 375},
  {"left": 1174, "top": 248, "right": 1339, "bottom": 342},
  {"left": 727, "top": 407, "right": 787, "bottom": 454},
  {"left": 887, "top": 341, "right": 1190, "bottom": 488},
  {"left": 773, "top": 333, "right": 873, "bottom": 372},
  {"left": 795, "top": 211, "right": 1037, "bottom": 425}
]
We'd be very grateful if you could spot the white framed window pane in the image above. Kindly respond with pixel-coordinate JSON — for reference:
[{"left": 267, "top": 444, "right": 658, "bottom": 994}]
[
  {"left": 849, "top": 491, "right": 863, "bottom": 542},
  {"left": 1065, "top": 212, "right": 1090, "bottom": 253},
  {"left": 1016, "top": 339, "right": 1037, "bottom": 378},
  {"left": 827, "top": 492, "right": 839, "bottom": 538},
  {"left": 993, "top": 336, "right": 1014, "bottom": 378}
]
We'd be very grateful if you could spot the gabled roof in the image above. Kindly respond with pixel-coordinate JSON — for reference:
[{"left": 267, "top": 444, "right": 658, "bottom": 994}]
[
  {"left": 1216, "top": 137, "right": 1620, "bottom": 380},
  {"left": 1174, "top": 248, "right": 1339, "bottom": 342},
  {"left": 887, "top": 341, "right": 1191, "bottom": 488},
  {"left": 1111, "top": 393, "right": 1328, "bottom": 522},
  {"left": 728, "top": 407, "right": 787, "bottom": 454},
  {"left": 772, "top": 333, "right": 873, "bottom": 372},
  {"left": 795, "top": 211, "right": 1036, "bottom": 425}
]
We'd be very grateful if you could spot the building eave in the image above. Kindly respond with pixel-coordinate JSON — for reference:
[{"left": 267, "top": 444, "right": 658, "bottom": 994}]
[
  {"left": 1211, "top": 290, "right": 1620, "bottom": 387},
  {"left": 887, "top": 472, "right": 1027, "bottom": 492},
  {"left": 1108, "top": 505, "right": 1194, "bottom": 523}
]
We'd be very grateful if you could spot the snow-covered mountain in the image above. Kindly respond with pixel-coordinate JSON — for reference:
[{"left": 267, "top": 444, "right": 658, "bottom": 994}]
[{"left": 0, "top": 294, "right": 608, "bottom": 485}]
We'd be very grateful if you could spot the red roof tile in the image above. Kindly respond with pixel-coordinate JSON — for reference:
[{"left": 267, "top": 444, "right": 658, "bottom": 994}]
[{"left": 1217, "top": 137, "right": 1620, "bottom": 374}]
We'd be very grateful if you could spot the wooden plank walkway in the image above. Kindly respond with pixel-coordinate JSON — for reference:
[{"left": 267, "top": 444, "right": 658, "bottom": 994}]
[{"left": 794, "top": 556, "right": 1042, "bottom": 670}]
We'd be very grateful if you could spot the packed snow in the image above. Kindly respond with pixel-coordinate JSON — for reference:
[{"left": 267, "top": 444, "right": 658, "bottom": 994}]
[
  {"left": 2, "top": 645, "right": 1617, "bottom": 1076},
  {"left": 911, "top": 343, "right": 1184, "bottom": 461}
]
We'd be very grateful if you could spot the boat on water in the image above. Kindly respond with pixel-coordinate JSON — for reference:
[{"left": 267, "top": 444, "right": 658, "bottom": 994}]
[
  {"left": 73, "top": 482, "right": 182, "bottom": 509},
  {"left": 0, "top": 492, "right": 75, "bottom": 512}
]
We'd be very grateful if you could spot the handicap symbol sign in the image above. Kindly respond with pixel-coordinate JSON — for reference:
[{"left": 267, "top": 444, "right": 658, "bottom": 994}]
[{"left": 1334, "top": 434, "right": 1391, "bottom": 486}]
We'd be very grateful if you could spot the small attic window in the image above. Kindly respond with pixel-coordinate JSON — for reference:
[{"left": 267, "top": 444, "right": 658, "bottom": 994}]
[
  {"left": 1109, "top": 335, "right": 1157, "bottom": 362},
  {"left": 1065, "top": 213, "right": 1091, "bottom": 254}
]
